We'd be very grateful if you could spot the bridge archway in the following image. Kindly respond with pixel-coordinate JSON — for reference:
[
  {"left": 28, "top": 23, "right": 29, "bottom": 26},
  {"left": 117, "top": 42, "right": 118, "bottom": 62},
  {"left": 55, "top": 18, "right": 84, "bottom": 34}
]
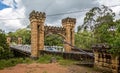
[
  {"left": 29, "top": 10, "right": 76, "bottom": 58},
  {"left": 45, "top": 34, "right": 64, "bottom": 52}
]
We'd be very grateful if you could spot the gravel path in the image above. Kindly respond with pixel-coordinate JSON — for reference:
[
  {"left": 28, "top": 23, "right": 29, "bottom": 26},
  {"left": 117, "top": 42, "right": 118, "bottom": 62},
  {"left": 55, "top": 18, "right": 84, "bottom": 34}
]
[{"left": 0, "top": 63, "right": 101, "bottom": 73}]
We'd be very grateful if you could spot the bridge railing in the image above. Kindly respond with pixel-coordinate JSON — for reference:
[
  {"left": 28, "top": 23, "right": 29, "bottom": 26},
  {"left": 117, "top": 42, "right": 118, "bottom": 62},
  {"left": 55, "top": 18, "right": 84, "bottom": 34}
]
[{"left": 10, "top": 45, "right": 31, "bottom": 53}]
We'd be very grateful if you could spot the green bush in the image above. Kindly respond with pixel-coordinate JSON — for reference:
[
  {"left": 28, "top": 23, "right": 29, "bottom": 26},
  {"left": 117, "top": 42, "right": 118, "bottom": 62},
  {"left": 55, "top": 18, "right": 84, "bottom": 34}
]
[
  {"left": 0, "top": 59, "right": 17, "bottom": 69},
  {"left": 23, "top": 58, "right": 33, "bottom": 64},
  {"left": 37, "top": 54, "right": 53, "bottom": 63},
  {"left": 58, "top": 59, "right": 78, "bottom": 66},
  {"left": 0, "top": 30, "right": 13, "bottom": 59},
  {"left": 37, "top": 54, "right": 64, "bottom": 63},
  {"left": 37, "top": 54, "right": 78, "bottom": 66},
  {"left": 0, "top": 58, "right": 33, "bottom": 69}
]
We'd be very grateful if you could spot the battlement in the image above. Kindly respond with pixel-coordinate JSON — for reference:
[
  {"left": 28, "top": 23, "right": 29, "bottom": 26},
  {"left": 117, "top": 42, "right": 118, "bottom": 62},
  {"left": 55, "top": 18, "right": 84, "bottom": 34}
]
[
  {"left": 29, "top": 10, "right": 46, "bottom": 22},
  {"left": 62, "top": 17, "right": 76, "bottom": 27},
  {"left": 44, "top": 26, "right": 65, "bottom": 31}
]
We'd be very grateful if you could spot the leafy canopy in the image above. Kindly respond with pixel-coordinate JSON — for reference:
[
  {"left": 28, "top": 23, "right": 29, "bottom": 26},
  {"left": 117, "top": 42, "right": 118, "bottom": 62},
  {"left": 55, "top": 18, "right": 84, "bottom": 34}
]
[{"left": 0, "top": 30, "right": 13, "bottom": 59}]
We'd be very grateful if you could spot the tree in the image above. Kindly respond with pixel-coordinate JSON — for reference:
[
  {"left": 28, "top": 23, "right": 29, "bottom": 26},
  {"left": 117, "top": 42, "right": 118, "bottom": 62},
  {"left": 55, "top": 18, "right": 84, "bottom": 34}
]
[
  {"left": 77, "top": 5, "right": 120, "bottom": 55},
  {"left": 44, "top": 34, "right": 63, "bottom": 46},
  {"left": 15, "top": 28, "right": 31, "bottom": 44},
  {"left": 108, "top": 19, "right": 120, "bottom": 55},
  {"left": 75, "top": 31, "right": 95, "bottom": 49},
  {"left": 7, "top": 28, "right": 31, "bottom": 44},
  {"left": 82, "top": 5, "right": 115, "bottom": 31},
  {"left": 93, "top": 18, "right": 120, "bottom": 55},
  {"left": 0, "top": 30, "right": 13, "bottom": 59},
  {"left": 77, "top": 25, "right": 83, "bottom": 32}
]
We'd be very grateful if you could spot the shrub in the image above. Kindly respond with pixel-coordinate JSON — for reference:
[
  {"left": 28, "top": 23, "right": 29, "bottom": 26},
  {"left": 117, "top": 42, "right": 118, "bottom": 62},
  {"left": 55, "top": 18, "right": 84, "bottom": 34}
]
[
  {"left": 0, "top": 58, "right": 33, "bottom": 69},
  {"left": 37, "top": 54, "right": 53, "bottom": 63}
]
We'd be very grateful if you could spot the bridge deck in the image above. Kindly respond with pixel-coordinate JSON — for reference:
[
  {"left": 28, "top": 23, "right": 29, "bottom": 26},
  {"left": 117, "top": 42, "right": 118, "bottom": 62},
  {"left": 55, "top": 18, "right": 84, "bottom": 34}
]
[
  {"left": 10, "top": 45, "right": 31, "bottom": 54},
  {"left": 10, "top": 45, "right": 94, "bottom": 57}
]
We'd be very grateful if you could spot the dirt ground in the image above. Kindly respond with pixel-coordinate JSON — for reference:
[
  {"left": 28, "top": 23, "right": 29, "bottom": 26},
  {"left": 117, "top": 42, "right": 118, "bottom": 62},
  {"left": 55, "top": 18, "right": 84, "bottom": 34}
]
[{"left": 0, "top": 63, "right": 101, "bottom": 73}]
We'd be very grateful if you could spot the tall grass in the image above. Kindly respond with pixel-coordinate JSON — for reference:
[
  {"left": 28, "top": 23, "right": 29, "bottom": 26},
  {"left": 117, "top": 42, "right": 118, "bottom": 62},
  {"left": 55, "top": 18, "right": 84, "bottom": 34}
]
[
  {"left": 0, "top": 58, "right": 32, "bottom": 69},
  {"left": 37, "top": 54, "right": 78, "bottom": 66},
  {"left": 37, "top": 54, "right": 63, "bottom": 63},
  {"left": 0, "top": 54, "right": 79, "bottom": 69}
]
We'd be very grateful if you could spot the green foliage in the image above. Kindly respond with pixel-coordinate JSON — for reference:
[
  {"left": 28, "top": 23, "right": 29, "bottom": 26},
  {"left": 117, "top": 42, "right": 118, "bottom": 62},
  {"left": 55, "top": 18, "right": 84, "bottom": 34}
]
[
  {"left": 77, "top": 5, "right": 120, "bottom": 55},
  {"left": 94, "top": 19, "right": 120, "bottom": 55},
  {"left": 108, "top": 20, "right": 120, "bottom": 55},
  {"left": 94, "top": 23, "right": 110, "bottom": 43},
  {"left": 7, "top": 28, "right": 31, "bottom": 44},
  {"left": 81, "top": 5, "right": 115, "bottom": 31},
  {"left": 75, "top": 31, "right": 95, "bottom": 49},
  {"left": 0, "top": 30, "right": 13, "bottom": 59},
  {"left": 45, "top": 34, "right": 63, "bottom": 46},
  {"left": 37, "top": 54, "right": 63, "bottom": 63},
  {"left": 37, "top": 55, "right": 53, "bottom": 63},
  {"left": 58, "top": 59, "right": 78, "bottom": 66},
  {"left": 0, "top": 58, "right": 32, "bottom": 69},
  {"left": 22, "top": 58, "right": 33, "bottom": 64},
  {"left": 37, "top": 54, "right": 78, "bottom": 66}
]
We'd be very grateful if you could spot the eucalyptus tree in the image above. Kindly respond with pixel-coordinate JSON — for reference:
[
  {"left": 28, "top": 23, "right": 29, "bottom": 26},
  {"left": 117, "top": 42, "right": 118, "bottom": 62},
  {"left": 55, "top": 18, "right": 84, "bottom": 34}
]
[{"left": 82, "top": 5, "right": 115, "bottom": 31}]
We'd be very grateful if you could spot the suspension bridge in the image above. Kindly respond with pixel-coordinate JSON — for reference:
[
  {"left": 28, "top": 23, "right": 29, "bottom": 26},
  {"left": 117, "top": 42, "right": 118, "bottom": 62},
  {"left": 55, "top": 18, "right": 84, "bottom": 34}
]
[
  {"left": 10, "top": 41, "right": 94, "bottom": 58},
  {"left": 8, "top": 10, "right": 94, "bottom": 63}
]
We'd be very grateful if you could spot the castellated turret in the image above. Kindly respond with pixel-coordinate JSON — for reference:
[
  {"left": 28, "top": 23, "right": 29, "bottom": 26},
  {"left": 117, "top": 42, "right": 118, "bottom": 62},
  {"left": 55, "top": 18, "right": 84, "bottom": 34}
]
[
  {"left": 29, "top": 10, "right": 46, "bottom": 59},
  {"left": 62, "top": 17, "right": 76, "bottom": 52},
  {"left": 29, "top": 10, "right": 46, "bottom": 23},
  {"left": 62, "top": 17, "right": 76, "bottom": 29}
]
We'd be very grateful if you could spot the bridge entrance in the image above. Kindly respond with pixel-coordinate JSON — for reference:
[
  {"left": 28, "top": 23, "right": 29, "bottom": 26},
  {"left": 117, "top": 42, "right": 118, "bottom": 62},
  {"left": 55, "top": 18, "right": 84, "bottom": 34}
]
[
  {"left": 29, "top": 10, "right": 76, "bottom": 58},
  {"left": 44, "top": 34, "right": 64, "bottom": 52}
]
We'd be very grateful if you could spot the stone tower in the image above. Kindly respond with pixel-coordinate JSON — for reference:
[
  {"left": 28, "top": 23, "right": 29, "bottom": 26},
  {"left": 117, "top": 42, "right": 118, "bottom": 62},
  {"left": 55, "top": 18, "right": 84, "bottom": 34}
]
[
  {"left": 62, "top": 17, "right": 76, "bottom": 52},
  {"left": 18, "top": 37, "right": 22, "bottom": 45},
  {"left": 29, "top": 10, "right": 46, "bottom": 59},
  {"left": 6, "top": 37, "right": 11, "bottom": 46}
]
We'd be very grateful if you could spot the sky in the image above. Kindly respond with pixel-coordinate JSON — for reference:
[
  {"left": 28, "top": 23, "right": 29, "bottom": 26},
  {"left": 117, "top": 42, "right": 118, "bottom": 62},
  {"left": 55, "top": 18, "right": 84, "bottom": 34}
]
[{"left": 0, "top": 0, "right": 120, "bottom": 32}]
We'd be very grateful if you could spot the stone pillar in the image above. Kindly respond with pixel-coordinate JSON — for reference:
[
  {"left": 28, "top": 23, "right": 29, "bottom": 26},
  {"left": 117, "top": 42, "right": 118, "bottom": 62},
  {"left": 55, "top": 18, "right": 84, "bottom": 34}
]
[
  {"left": 99, "top": 53, "right": 103, "bottom": 66},
  {"left": 62, "top": 17, "right": 76, "bottom": 52},
  {"left": 111, "top": 56, "right": 119, "bottom": 73},
  {"left": 65, "top": 26, "right": 71, "bottom": 52},
  {"left": 6, "top": 37, "right": 11, "bottom": 46},
  {"left": 18, "top": 37, "right": 22, "bottom": 45},
  {"left": 29, "top": 10, "right": 39, "bottom": 59},
  {"left": 71, "top": 29, "right": 75, "bottom": 46},
  {"left": 38, "top": 12, "right": 46, "bottom": 51},
  {"left": 103, "top": 53, "right": 107, "bottom": 67},
  {"left": 29, "top": 11, "right": 46, "bottom": 59},
  {"left": 94, "top": 51, "right": 99, "bottom": 66}
]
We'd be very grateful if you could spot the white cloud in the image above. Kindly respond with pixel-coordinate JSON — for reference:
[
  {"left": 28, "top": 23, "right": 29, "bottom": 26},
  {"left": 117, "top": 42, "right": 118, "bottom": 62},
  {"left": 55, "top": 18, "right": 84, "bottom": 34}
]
[
  {"left": 0, "top": 0, "right": 98, "bottom": 32},
  {"left": 97, "top": 0, "right": 120, "bottom": 6},
  {"left": 97, "top": 0, "right": 120, "bottom": 19},
  {"left": 0, "top": 0, "right": 120, "bottom": 32},
  {"left": 0, "top": 0, "right": 26, "bottom": 32}
]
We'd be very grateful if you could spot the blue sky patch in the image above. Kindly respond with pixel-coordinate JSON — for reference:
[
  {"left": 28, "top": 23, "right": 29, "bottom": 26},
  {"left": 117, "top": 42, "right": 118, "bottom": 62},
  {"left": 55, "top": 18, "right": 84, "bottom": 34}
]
[{"left": 0, "top": 0, "right": 10, "bottom": 10}]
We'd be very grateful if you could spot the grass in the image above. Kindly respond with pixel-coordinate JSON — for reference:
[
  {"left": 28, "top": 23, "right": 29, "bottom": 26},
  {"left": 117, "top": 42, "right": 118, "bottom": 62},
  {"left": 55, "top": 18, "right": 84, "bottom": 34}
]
[
  {"left": 58, "top": 59, "right": 78, "bottom": 66},
  {"left": 0, "top": 54, "right": 79, "bottom": 69},
  {"left": 0, "top": 55, "right": 111, "bottom": 73},
  {"left": 0, "top": 58, "right": 33, "bottom": 69},
  {"left": 37, "top": 54, "right": 79, "bottom": 66},
  {"left": 37, "top": 55, "right": 53, "bottom": 63}
]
